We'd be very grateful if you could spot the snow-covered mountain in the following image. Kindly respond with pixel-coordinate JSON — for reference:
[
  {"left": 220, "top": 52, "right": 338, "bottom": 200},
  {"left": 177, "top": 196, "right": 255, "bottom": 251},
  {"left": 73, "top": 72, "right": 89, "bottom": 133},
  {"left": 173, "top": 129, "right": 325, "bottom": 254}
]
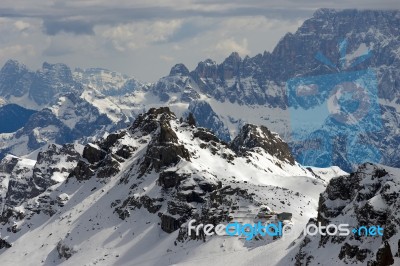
[
  {"left": 0, "top": 92, "right": 114, "bottom": 159},
  {"left": 0, "top": 107, "right": 349, "bottom": 265},
  {"left": 0, "top": 60, "right": 82, "bottom": 109},
  {"left": 73, "top": 67, "right": 143, "bottom": 96}
]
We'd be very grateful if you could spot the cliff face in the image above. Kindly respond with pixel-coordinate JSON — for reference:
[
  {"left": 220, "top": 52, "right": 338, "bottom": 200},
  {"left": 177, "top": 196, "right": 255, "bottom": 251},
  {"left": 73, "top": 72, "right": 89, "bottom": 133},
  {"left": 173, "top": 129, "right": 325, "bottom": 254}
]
[{"left": 293, "top": 163, "right": 400, "bottom": 265}]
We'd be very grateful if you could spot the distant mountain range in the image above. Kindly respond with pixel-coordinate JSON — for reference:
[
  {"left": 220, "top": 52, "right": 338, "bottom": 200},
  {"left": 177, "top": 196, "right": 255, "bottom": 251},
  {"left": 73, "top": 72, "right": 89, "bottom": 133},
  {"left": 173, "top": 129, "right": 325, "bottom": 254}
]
[{"left": 0, "top": 9, "right": 399, "bottom": 172}]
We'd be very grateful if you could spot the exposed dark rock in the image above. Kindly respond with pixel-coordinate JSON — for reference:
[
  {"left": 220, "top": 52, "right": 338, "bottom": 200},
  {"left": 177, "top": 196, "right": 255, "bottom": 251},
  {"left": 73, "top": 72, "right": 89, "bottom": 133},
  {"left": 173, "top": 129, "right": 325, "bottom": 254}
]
[
  {"left": 169, "top": 64, "right": 190, "bottom": 76},
  {"left": 130, "top": 107, "right": 176, "bottom": 133},
  {"left": 56, "top": 240, "right": 76, "bottom": 260},
  {"left": 115, "top": 145, "right": 136, "bottom": 159},
  {"left": 375, "top": 169, "right": 389, "bottom": 179},
  {"left": 140, "top": 196, "right": 163, "bottom": 214},
  {"left": 100, "top": 132, "right": 126, "bottom": 151},
  {"left": 133, "top": 109, "right": 190, "bottom": 175},
  {"left": 0, "top": 238, "right": 12, "bottom": 249},
  {"left": 82, "top": 144, "right": 106, "bottom": 164},
  {"left": 231, "top": 124, "right": 295, "bottom": 164},
  {"left": 339, "top": 243, "right": 370, "bottom": 262},
  {"left": 295, "top": 163, "right": 400, "bottom": 265},
  {"left": 198, "top": 180, "right": 218, "bottom": 192},
  {"left": 31, "top": 144, "right": 80, "bottom": 196},
  {"left": 96, "top": 155, "right": 120, "bottom": 178},
  {"left": 140, "top": 143, "right": 190, "bottom": 175},
  {"left": 69, "top": 160, "right": 93, "bottom": 181},
  {"left": 177, "top": 190, "right": 205, "bottom": 203},
  {"left": 294, "top": 236, "right": 312, "bottom": 266},
  {"left": 187, "top": 113, "right": 196, "bottom": 127},
  {"left": 158, "top": 171, "right": 189, "bottom": 189},
  {"left": 0, "top": 156, "right": 19, "bottom": 173},
  {"left": 167, "top": 201, "right": 193, "bottom": 218},
  {"left": 158, "top": 121, "right": 178, "bottom": 143},
  {"left": 114, "top": 196, "right": 140, "bottom": 220},
  {"left": 372, "top": 241, "right": 395, "bottom": 266},
  {"left": 161, "top": 214, "right": 181, "bottom": 233},
  {"left": 193, "top": 128, "right": 220, "bottom": 143},
  {"left": 180, "top": 89, "right": 200, "bottom": 102}
]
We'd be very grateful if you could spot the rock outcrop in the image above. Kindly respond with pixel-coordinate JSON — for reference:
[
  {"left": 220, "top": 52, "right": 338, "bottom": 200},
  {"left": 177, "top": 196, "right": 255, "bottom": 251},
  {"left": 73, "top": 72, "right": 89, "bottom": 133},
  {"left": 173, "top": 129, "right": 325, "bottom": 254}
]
[{"left": 293, "top": 163, "right": 400, "bottom": 265}]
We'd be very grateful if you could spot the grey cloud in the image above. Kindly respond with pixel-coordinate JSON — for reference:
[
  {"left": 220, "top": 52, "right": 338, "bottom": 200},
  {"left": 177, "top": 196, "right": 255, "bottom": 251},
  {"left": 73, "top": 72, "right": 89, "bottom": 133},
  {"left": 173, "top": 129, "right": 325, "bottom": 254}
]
[
  {"left": 0, "top": 0, "right": 399, "bottom": 82},
  {"left": 3, "top": 0, "right": 397, "bottom": 38},
  {"left": 43, "top": 19, "right": 94, "bottom": 35},
  {"left": 0, "top": 4, "right": 312, "bottom": 35},
  {"left": 43, "top": 43, "right": 73, "bottom": 57},
  {"left": 160, "top": 22, "right": 213, "bottom": 43},
  {"left": 193, "top": 0, "right": 400, "bottom": 9}
]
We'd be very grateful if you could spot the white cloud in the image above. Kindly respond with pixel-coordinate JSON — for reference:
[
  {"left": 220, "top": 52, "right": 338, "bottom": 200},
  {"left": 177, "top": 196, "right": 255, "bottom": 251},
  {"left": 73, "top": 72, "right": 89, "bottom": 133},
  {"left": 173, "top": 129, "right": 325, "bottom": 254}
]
[
  {"left": 211, "top": 38, "right": 250, "bottom": 57},
  {"left": 43, "top": 33, "right": 98, "bottom": 57},
  {"left": 172, "top": 44, "right": 182, "bottom": 50},
  {"left": 160, "top": 55, "right": 175, "bottom": 62},
  {"left": 0, "top": 44, "right": 35, "bottom": 59},
  {"left": 221, "top": 16, "right": 303, "bottom": 32},
  {"left": 14, "top": 21, "right": 30, "bottom": 31},
  {"left": 99, "top": 20, "right": 182, "bottom": 51}
]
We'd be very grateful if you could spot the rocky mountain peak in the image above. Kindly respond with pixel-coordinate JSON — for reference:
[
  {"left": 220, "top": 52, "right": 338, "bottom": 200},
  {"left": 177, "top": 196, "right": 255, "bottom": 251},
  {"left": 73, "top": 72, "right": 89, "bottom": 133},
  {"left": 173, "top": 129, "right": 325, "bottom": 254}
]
[
  {"left": 0, "top": 60, "right": 31, "bottom": 98},
  {"left": 220, "top": 52, "right": 242, "bottom": 80},
  {"left": 169, "top": 63, "right": 189, "bottom": 76},
  {"left": 312, "top": 8, "right": 337, "bottom": 18},
  {"left": 130, "top": 107, "right": 177, "bottom": 134},
  {"left": 224, "top": 52, "right": 241, "bottom": 63},
  {"left": 193, "top": 59, "right": 218, "bottom": 79},
  {"left": 1, "top": 59, "right": 27, "bottom": 73},
  {"left": 134, "top": 107, "right": 190, "bottom": 176},
  {"left": 39, "top": 62, "right": 74, "bottom": 83},
  {"left": 231, "top": 124, "right": 295, "bottom": 164}
]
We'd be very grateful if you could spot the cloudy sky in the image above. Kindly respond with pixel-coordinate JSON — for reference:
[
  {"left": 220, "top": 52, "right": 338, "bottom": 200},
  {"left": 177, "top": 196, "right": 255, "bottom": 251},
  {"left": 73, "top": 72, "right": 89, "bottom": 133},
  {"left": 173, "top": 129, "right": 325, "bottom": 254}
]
[{"left": 0, "top": 1, "right": 398, "bottom": 82}]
